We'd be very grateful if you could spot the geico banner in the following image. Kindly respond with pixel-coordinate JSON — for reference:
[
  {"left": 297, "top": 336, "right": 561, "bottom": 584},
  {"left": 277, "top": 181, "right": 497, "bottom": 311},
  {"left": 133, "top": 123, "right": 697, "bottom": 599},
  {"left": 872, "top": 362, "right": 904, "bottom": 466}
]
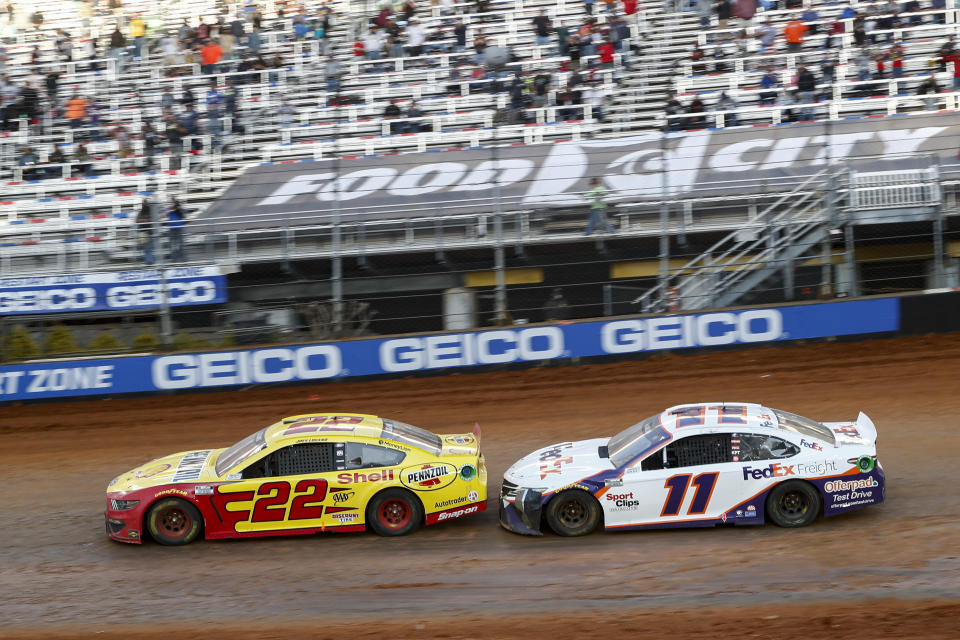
[
  {"left": 199, "top": 113, "right": 957, "bottom": 230},
  {"left": 0, "top": 298, "right": 898, "bottom": 402},
  {"left": 0, "top": 267, "right": 227, "bottom": 314}
]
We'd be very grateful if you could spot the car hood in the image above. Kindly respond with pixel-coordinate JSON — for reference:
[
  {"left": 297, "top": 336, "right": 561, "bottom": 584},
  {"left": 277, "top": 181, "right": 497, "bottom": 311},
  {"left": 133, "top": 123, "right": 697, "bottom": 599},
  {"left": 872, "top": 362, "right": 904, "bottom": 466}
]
[
  {"left": 503, "top": 438, "right": 614, "bottom": 491},
  {"left": 107, "top": 448, "right": 223, "bottom": 493}
]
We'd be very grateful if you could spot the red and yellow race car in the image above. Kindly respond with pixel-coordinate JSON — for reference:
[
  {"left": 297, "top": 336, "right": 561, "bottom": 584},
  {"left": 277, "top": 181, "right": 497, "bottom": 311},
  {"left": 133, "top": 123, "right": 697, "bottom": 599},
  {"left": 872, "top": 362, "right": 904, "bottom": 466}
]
[{"left": 105, "top": 413, "right": 487, "bottom": 545}]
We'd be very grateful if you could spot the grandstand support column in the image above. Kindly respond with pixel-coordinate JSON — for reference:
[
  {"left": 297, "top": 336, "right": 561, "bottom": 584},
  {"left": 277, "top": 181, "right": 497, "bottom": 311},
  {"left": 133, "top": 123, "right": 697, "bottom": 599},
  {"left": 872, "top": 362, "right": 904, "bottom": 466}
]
[
  {"left": 657, "top": 132, "right": 671, "bottom": 303},
  {"left": 331, "top": 93, "right": 344, "bottom": 336},
  {"left": 843, "top": 224, "right": 860, "bottom": 298},
  {"left": 493, "top": 142, "right": 507, "bottom": 324},
  {"left": 151, "top": 199, "right": 173, "bottom": 348}
]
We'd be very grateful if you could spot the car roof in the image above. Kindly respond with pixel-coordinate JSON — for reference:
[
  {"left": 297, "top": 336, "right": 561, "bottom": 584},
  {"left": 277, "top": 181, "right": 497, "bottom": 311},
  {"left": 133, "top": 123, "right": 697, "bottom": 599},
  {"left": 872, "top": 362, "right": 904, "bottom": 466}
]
[
  {"left": 658, "top": 402, "right": 778, "bottom": 433},
  {"left": 265, "top": 413, "right": 386, "bottom": 445}
]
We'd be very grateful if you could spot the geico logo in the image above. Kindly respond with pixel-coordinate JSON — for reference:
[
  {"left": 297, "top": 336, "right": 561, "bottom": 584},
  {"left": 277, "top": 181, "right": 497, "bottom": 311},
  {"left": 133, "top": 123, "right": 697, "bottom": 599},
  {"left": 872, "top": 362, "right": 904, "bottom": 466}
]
[
  {"left": 379, "top": 327, "right": 565, "bottom": 373},
  {"left": 600, "top": 310, "right": 783, "bottom": 354},
  {"left": 257, "top": 160, "right": 536, "bottom": 206},
  {"left": 106, "top": 281, "right": 217, "bottom": 307},
  {"left": 742, "top": 463, "right": 796, "bottom": 480},
  {"left": 605, "top": 492, "right": 635, "bottom": 501},
  {"left": 0, "top": 287, "right": 97, "bottom": 312},
  {"left": 152, "top": 346, "right": 342, "bottom": 389},
  {"left": 336, "top": 469, "right": 395, "bottom": 484},
  {"left": 437, "top": 505, "right": 479, "bottom": 521}
]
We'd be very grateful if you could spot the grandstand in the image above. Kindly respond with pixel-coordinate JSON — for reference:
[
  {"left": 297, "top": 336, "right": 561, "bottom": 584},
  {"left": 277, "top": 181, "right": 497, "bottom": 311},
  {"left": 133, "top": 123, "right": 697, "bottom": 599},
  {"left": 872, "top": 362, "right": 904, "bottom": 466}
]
[{"left": 0, "top": 0, "right": 958, "bottom": 345}]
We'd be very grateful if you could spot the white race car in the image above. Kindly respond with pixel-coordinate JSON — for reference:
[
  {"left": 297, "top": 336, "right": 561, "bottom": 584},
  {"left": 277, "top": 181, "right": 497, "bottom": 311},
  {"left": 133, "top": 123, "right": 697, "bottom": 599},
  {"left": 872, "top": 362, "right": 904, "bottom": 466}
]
[{"left": 500, "top": 403, "right": 884, "bottom": 536}]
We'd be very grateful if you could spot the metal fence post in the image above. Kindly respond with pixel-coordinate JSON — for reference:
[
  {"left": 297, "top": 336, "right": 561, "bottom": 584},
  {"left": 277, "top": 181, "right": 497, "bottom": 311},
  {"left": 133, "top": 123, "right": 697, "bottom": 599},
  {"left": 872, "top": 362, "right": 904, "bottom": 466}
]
[
  {"left": 331, "top": 88, "right": 344, "bottom": 335},
  {"left": 933, "top": 156, "right": 945, "bottom": 289},
  {"left": 493, "top": 142, "right": 507, "bottom": 323},
  {"left": 657, "top": 131, "right": 671, "bottom": 308},
  {"left": 603, "top": 284, "right": 613, "bottom": 317},
  {"left": 151, "top": 197, "right": 173, "bottom": 347}
]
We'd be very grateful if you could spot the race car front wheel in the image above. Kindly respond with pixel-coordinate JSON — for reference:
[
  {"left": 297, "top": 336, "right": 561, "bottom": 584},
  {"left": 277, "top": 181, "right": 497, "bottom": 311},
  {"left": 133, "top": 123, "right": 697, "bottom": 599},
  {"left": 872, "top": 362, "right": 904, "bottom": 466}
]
[
  {"left": 146, "top": 498, "right": 203, "bottom": 545},
  {"left": 545, "top": 489, "right": 601, "bottom": 536},
  {"left": 765, "top": 481, "right": 821, "bottom": 528},
  {"left": 367, "top": 488, "right": 423, "bottom": 537}
]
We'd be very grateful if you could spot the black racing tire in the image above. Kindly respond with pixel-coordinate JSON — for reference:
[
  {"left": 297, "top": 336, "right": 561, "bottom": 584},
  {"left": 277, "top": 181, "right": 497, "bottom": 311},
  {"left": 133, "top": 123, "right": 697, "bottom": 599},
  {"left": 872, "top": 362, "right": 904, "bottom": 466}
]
[
  {"left": 545, "top": 489, "right": 602, "bottom": 537},
  {"left": 366, "top": 488, "right": 423, "bottom": 537},
  {"left": 145, "top": 498, "right": 203, "bottom": 545},
  {"left": 765, "top": 480, "right": 821, "bottom": 528}
]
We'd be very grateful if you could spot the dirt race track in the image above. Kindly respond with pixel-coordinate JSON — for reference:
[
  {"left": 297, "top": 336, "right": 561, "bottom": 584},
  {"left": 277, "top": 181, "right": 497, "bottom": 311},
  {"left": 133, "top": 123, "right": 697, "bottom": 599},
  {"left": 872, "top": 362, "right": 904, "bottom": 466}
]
[{"left": 2, "top": 334, "right": 960, "bottom": 639}]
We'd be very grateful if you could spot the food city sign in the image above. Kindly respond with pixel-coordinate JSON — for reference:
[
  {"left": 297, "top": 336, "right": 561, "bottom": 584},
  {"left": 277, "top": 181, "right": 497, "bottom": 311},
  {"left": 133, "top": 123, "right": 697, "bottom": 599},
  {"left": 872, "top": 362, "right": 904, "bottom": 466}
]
[
  {"left": 0, "top": 267, "right": 227, "bottom": 314},
  {"left": 0, "top": 298, "right": 898, "bottom": 401},
  {"left": 199, "top": 114, "right": 955, "bottom": 230}
]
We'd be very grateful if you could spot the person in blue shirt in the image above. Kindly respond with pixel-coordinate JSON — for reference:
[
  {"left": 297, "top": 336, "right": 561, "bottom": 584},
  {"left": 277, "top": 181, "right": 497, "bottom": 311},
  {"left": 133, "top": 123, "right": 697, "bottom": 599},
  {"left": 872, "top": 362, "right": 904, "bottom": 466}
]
[
  {"left": 840, "top": 4, "right": 856, "bottom": 19},
  {"left": 166, "top": 198, "right": 187, "bottom": 262},
  {"left": 759, "top": 68, "right": 779, "bottom": 105}
]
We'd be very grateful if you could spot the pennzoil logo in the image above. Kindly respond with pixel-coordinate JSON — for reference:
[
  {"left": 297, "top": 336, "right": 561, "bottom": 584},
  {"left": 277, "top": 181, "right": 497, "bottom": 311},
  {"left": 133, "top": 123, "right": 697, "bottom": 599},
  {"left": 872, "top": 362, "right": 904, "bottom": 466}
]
[{"left": 401, "top": 463, "right": 457, "bottom": 491}]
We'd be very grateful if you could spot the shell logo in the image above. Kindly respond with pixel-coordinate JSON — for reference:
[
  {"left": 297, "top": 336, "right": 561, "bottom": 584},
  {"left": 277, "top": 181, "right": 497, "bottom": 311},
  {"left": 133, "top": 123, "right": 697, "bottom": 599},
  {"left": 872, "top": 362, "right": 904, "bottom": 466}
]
[{"left": 400, "top": 463, "right": 458, "bottom": 491}]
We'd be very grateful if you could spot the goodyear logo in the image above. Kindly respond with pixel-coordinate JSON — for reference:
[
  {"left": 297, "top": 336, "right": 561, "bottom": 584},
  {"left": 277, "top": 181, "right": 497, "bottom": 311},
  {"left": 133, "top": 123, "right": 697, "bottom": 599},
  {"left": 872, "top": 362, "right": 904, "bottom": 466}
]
[{"left": 401, "top": 463, "right": 457, "bottom": 491}]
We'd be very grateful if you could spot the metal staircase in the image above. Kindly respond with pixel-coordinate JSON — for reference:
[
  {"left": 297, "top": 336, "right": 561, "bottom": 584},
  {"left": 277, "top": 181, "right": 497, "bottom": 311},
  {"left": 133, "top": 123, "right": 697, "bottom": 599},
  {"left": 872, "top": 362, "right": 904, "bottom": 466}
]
[{"left": 634, "top": 169, "right": 841, "bottom": 312}]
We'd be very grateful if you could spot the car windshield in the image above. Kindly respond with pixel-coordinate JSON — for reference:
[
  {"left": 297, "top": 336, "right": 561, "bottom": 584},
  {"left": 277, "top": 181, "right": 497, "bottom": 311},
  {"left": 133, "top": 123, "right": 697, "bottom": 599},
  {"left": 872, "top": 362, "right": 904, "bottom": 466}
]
[
  {"left": 608, "top": 416, "right": 672, "bottom": 467},
  {"left": 381, "top": 419, "right": 442, "bottom": 455},
  {"left": 215, "top": 427, "right": 268, "bottom": 476},
  {"left": 773, "top": 410, "right": 836, "bottom": 445}
]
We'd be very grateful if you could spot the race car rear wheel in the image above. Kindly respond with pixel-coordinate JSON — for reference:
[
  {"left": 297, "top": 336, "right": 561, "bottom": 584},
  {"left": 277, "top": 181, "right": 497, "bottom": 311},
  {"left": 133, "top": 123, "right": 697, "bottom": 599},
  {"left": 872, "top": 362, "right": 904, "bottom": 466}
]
[
  {"left": 146, "top": 498, "right": 203, "bottom": 545},
  {"left": 367, "top": 488, "right": 423, "bottom": 537},
  {"left": 765, "top": 481, "right": 821, "bottom": 528},
  {"left": 545, "top": 489, "right": 601, "bottom": 536}
]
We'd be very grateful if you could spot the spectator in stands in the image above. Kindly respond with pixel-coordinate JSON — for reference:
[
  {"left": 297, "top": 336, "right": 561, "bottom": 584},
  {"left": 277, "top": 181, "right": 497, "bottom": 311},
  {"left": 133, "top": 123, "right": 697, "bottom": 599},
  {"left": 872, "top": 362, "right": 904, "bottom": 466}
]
[
  {"left": 856, "top": 48, "right": 872, "bottom": 81},
  {"left": 201, "top": 38, "right": 224, "bottom": 75},
  {"left": 784, "top": 15, "right": 806, "bottom": 53},
  {"left": 795, "top": 65, "right": 817, "bottom": 120},
  {"left": 852, "top": 15, "right": 866, "bottom": 47},
  {"left": 664, "top": 95, "right": 684, "bottom": 130},
  {"left": 167, "top": 198, "right": 187, "bottom": 262},
  {"left": 903, "top": 0, "right": 922, "bottom": 26},
  {"left": 65, "top": 92, "right": 87, "bottom": 129},
  {"left": 686, "top": 96, "right": 706, "bottom": 129},
  {"left": 598, "top": 37, "right": 615, "bottom": 68},
  {"left": 473, "top": 31, "right": 488, "bottom": 64},
  {"left": 533, "top": 10, "right": 553, "bottom": 48},
  {"left": 716, "top": 91, "right": 738, "bottom": 126},
  {"left": 73, "top": 142, "right": 92, "bottom": 178},
  {"left": 555, "top": 19, "right": 569, "bottom": 56},
  {"left": 584, "top": 177, "right": 613, "bottom": 235},
  {"left": 324, "top": 56, "right": 343, "bottom": 93},
  {"left": 406, "top": 100, "right": 425, "bottom": 133},
  {"left": 758, "top": 67, "right": 779, "bottom": 104},
  {"left": 916, "top": 75, "right": 940, "bottom": 110},
  {"left": 557, "top": 85, "right": 582, "bottom": 121},
  {"left": 247, "top": 26, "right": 262, "bottom": 55},
  {"left": 109, "top": 25, "right": 127, "bottom": 71},
  {"left": 584, "top": 0, "right": 595, "bottom": 15},
  {"left": 143, "top": 121, "right": 162, "bottom": 169},
  {"left": 821, "top": 58, "right": 837, "bottom": 84},
  {"left": 384, "top": 99, "right": 402, "bottom": 133},
  {"left": 362, "top": 26, "right": 384, "bottom": 70},
  {"left": 401, "top": 0, "right": 417, "bottom": 21},
  {"left": 943, "top": 50, "right": 960, "bottom": 90},
  {"left": 697, "top": 0, "right": 711, "bottom": 27},
  {"left": 45, "top": 144, "right": 66, "bottom": 179},
  {"left": 824, "top": 17, "right": 843, "bottom": 50},
  {"left": 733, "top": 0, "right": 757, "bottom": 21},
  {"left": 543, "top": 288, "right": 570, "bottom": 321},
  {"left": 715, "top": 0, "right": 731, "bottom": 30},
  {"left": 864, "top": 9, "right": 878, "bottom": 45},
  {"left": 840, "top": 3, "right": 856, "bottom": 19},
  {"left": 874, "top": 53, "right": 886, "bottom": 79},
  {"left": 533, "top": 70, "right": 551, "bottom": 107},
  {"left": 453, "top": 19, "right": 467, "bottom": 52},
  {"left": 45, "top": 71, "right": 60, "bottom": 103},
  {"left": 55, "top": 29, "right": 74, "bottom": 62},
  {"left": 407, "top": 18, "right": 426, "bottom": 57},
  {"left": 757, "top": 20, "right": 776, "bottom": 53},
  {"left": 113, "top": 123, "right": 133, "bottom": 159},
  {"left": 131, "top": 14, "right": 147, "bottom": 59},
  {"left": 888, "top": 42, "right": 905, "bottom": 78},
  {"left": 164, "top": 113, "right": 185, "bottom": 155},
  {"left": 137, "top": 199, "right": 156, "bottom": 265},
  {"left": 584, "top": 82, "right": 609, "bottom": 122},
  {"left": 160, "top": 86, "right": 176, "bottom": 112},
  {"left": 18, "top": 146, "right": 40, "bottom": 180},
  {"left": 937, "top": 35, "right": 954, "bottom": 72}
]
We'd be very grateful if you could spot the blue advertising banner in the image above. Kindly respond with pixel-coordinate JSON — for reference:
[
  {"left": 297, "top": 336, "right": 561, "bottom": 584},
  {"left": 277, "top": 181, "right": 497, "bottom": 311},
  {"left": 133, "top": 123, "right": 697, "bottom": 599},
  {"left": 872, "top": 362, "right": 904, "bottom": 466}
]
[
  {"left": 0, "top": 267, "right": 227, "bottom": 315},
  {"left": 0, "top": 298, "right": 899, "bottom": 402}
]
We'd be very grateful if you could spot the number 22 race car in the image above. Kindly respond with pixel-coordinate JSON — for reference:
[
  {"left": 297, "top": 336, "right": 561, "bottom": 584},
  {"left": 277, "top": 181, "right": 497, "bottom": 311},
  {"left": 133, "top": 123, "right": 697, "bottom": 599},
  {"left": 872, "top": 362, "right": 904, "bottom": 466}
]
[
  {"left": 105, "top": 413, "right": 487, "bottom": 545},
  {"left": 500, "top": 402, "right": 883, "bottom": 536}
]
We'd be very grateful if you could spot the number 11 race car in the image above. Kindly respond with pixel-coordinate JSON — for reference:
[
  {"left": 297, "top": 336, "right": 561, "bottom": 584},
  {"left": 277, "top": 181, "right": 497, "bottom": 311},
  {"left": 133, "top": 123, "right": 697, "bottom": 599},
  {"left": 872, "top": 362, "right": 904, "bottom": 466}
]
[
  {"left": 106, "top": 413, "right": 487, "bottom": 545},
  {"left": 500, "top": 403, "right": 884, "bottom": 536}
]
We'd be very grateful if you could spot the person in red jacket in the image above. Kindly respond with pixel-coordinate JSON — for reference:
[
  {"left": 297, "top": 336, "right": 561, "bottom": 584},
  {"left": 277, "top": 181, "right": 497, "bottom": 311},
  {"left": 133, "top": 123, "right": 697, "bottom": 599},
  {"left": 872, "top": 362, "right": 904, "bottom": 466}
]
[
  {"left": 200, "top": 39, "right": 223, "bottom": 75},
  {"left": 598, "top": 38, "right": 615, "bottom": 67},
  {"left": 623, "top": 0, "right": 638, "bottom": 14}
]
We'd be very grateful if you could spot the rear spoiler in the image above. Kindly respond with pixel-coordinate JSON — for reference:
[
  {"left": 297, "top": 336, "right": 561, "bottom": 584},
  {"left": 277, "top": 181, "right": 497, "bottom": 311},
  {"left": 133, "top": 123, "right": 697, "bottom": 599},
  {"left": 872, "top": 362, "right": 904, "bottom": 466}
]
[
  {"left": 473, "top": 422, "right": 482, "bottom": 443},
  {"left": 854, "top": 412, "right": 877, "bottom": 444}
]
